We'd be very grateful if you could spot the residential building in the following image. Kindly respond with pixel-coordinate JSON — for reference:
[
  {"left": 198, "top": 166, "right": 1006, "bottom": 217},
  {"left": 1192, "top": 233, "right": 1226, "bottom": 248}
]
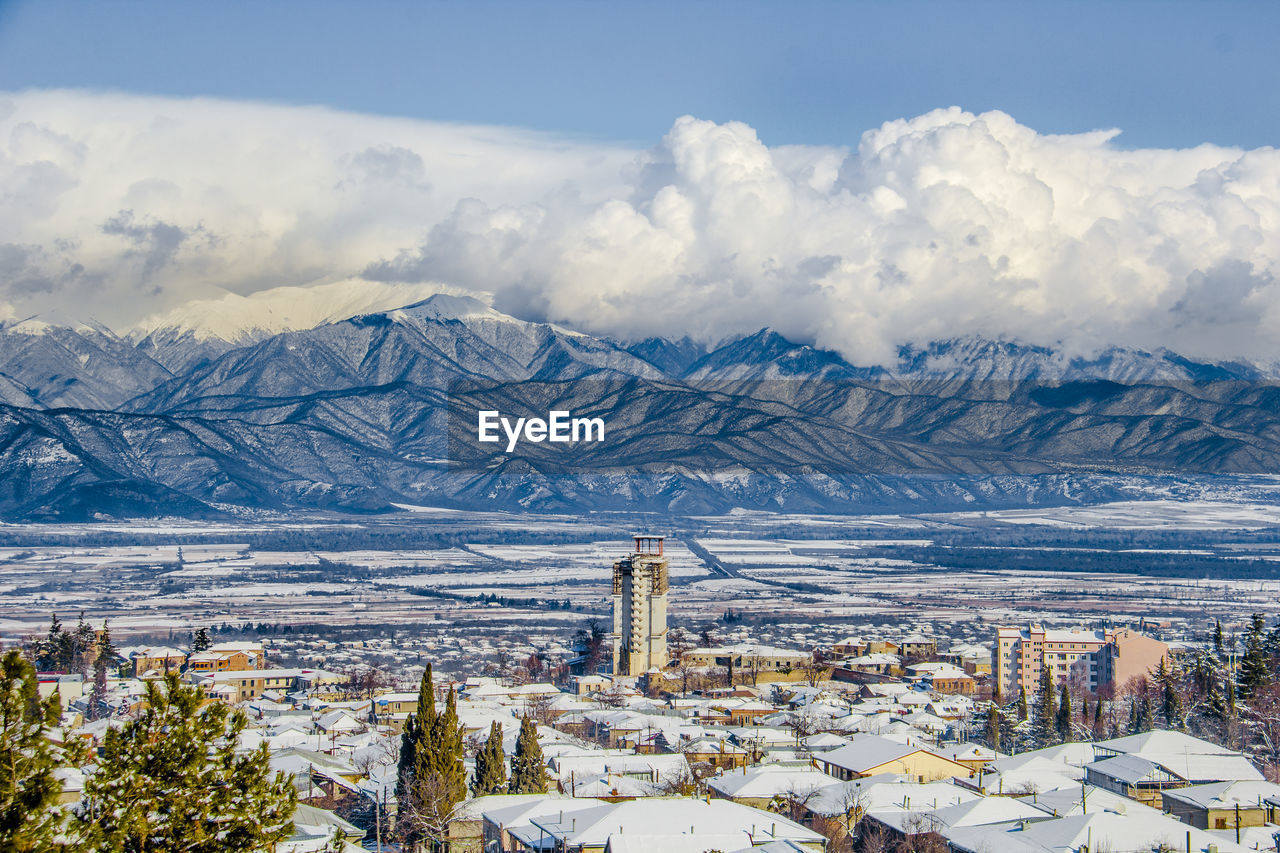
[
  {"left": 812, "top": 733, "right": 972, "bottom": 783},
  {"left": 1162, "top": 780, "right": 1280, "bottom": 830},
  {"left": 187, "top": 641, "right": 266, "bottom": 673},
  {"left": 993, "top": 625, "right": 1169, "bottom": 696}
]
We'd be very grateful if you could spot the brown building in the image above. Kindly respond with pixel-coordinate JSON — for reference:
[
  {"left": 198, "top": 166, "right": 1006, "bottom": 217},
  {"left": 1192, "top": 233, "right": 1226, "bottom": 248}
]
[{"left": 994, "top": 625, "right": 1169, "bottom": 697}]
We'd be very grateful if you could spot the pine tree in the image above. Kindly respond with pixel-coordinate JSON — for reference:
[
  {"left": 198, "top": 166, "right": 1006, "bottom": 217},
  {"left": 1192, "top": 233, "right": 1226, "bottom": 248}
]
[
  {"left": 71, "top": 612, "right": 96, "bottom": 674},
  {"left": 984, "top": 704, "right": 1001, "bottom": 753},
  {"left": 1079, "top": 694, "right": 1090, "bottom": 728},
  {"left": 1016, "top": 687, "right": 1028, "bottom": 722},
  {"left": 0, "top": 649, "right": 68, "bottom": 852},
  {"left": 1213, "top": 620, "right": 1225, "bottom": 659},
  {"left": 1238, "top": 613, "right": 1271, "bottom": 700},
  {"left": 508, "top": 716, "right": 546, "bottom": 794},
  {"left": 81, "top": 671, "right": 296, "bottom": 852},
  {"left": 191, "top": 626, "right": 212, "bottom": 652},
  {"left": 1092, "top": 699, "right": 1105, "bottom": 740},
  {"left": 1055, "top": 684, "right": 1073, "bottom": 743},
  {"left": 1034, "top": 668, "right": 1058, "bottom": 747},
  {"left": 472, "top": 722, "right": 507, "bottom": 796},
  {"left": 37, "top": 613, "right": 65, "bottom": 671}
]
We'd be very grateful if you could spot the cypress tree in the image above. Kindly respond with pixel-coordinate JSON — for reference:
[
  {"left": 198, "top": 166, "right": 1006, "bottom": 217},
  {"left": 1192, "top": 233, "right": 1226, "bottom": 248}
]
[
  {"left": 1136, "top": 692, "right": 1153, "bottom": 732},
  {"left": 1092, "top": 699, "right": 1104, "bottom": 740},
  {"left": 984, "top": 704, "right": 1001, "bottom": 753},
  {"left": 472, "top": 722, "right": 507, "bottom": 796},
  {"left": 0, "top": 650, "right": 67, "bottom": 852},
  {"left": 1034, "top": 668, "right": 1057, "bottom": 747},
  {"left": 82, "top": 671, "right": 295, "bottom": 852},
  {"left": 1016, "top": 687, "right": 1028, "bottom": 722},
  {"left": 1055, "top": 684, "right": 1073, "bottom": 743},
  {"left": 397, "top": 666, "right": 436, "bottom": 843},
  {"left": 508, "top": 716, "right": 547, "bottom": 794},
  {"left": 87, "top": 621, "right": 117, "bottom": 722},
  {"left": 427, "top": 689, "right": 466, "bottom": 807},
  {"left": 1158, "top": 658, "right": 1182, "bottom": 729},
  {"left": 1079, "top": 694, "right": 1090, "bottom": 728}
]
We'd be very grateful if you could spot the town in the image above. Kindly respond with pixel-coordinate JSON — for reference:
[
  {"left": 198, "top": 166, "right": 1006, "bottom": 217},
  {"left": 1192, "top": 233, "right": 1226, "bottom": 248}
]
[{"left": 7, "top": 534, "right": 1280, "bottom": 853}]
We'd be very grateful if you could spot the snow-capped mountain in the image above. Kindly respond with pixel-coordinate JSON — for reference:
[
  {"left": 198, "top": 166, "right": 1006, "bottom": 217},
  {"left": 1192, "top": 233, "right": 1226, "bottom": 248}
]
[
  {"left": 2, "top": 281, "right": 1280, "bottom": 519},
  {"left": 127, "top": 279, "right": 479, "bottom": 372}
]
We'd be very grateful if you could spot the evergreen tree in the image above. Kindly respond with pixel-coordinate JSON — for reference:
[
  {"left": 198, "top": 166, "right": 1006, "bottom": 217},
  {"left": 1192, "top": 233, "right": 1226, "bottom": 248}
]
[
  {"left": 0, "top": 650, "right": 67, "bottom": 852},
  {"left": 397, "top": 666, "right": 466, "bottom": 850},
  {"left": 396, "top": 666, "right": 435, "bottom": 844},
  {"left": 508, "top": 716, "right": 546, "bottom": 794},
  {"left": 1092, "top": 699, "right": 1105, "bottom": 740},
  {"left": 191, "top": 627, "right": 212, "bottom": 653},
  {"left": 1034, "top": 668, "right": 1058, "bottom": 747},
  {"left": 1055, "top": 684, "right": 1073, "bottom": 743},
  {"left": 1127, "top": 696, "right": 1139, "bottom": 732},
  {"left": 1135, "top": 692, "right": 1153, "bottom": 732},
  {"left": 71, "top": 612, "right": 96, "bottom": 674},
  {"left": 427, "top": 689, "right": 466, "bottom": 806},
  {"left": 1157, "top": 658, "right": 1182, "bottom": 729},
  {"left": 37, "top": 613, "right": 65, "bottom": 671},
  {"left": 1079, "top": 694, "right": 1090, "bottom": 728},
  {"left": 87, "top": 621, "right": 117, "bottom": 722},
  {"left": 984, "top": 704, "right": 1001, "bottom": 753},
  {"left": 472, "top": 722, "right": 507, "bottom": 796},
  {"left": 1016, "top": 687, "right": 1028, "bottom": 722},
  {"left": 81, "top": 672, "right": 295, "bottom": 852},
  {"left": 1213, "top": 620, "right": 1225, "bottom": 659},
  {"left": 1238, "top": 613, "right": 1271, "bottom": 700}
]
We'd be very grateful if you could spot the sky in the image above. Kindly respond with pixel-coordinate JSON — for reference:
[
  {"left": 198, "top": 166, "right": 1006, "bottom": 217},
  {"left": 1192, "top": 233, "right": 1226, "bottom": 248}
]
[
  {"left": 2, "top": 0, "right": 1279, "bottom": 150},
  {"left": 1, "top": 1, "right": 1280, "bottom": 363}
]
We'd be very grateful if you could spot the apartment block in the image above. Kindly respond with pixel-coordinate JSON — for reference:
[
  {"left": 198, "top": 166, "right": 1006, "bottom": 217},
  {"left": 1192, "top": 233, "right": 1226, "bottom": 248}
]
[{"left": 994, "top": 625, "right": 1169, "bottom": 697}]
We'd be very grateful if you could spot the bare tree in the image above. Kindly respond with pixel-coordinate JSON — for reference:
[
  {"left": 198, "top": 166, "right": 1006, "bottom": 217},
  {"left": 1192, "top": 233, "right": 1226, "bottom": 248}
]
[{"left": 397, "top": 765, "right": 466, "bottom": 853}]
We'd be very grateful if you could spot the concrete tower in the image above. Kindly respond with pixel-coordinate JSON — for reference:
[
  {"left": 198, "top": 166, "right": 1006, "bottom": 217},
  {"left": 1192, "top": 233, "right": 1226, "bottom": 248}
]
[{"left": 611, "top": 535, "right": 669, "bottom": 676}]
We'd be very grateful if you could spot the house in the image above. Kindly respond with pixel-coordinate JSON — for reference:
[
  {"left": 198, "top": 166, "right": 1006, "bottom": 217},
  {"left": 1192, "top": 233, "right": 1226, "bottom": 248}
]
[
  {"left": 121, "top": 646, "right": 187, "bottom": 677},
  {"left": 905, "top": 662, "right": 975, "bottom": 695},
  {"left": 708, "top": 764, "right": 840, "bottom": 810},
  {"left": 1162, "top": 780, "right": 1280, "bottom": 830},
  {"left": 898, "top": 634, "right": 937, "bottom": 659},
  {"left": 1084, "top": 754, "right": 1187, "bottom": 808},
  {"left": 187, "top": 641, "right": 266, "bottom": 673},
  {"left": 812, "top": 734, "right": 972, "bottom": 782},
  {"left": 520, "top": 798, "right": 826, "bottom": 852}
]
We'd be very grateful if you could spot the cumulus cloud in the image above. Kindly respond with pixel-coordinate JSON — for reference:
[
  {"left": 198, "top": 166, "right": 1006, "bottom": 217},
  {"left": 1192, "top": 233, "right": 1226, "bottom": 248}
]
[{"left": 2, "top": 91, "right": 1279, "bottom": 363}]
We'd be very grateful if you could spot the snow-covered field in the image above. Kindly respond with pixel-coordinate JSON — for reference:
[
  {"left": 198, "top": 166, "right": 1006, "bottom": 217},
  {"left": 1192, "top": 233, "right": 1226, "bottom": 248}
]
[{"left": 4, "top": 498, "right": 1280, "bottom": 641}]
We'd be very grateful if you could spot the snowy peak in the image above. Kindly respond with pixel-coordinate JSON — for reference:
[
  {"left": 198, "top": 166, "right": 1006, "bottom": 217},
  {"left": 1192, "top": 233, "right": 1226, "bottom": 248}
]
[
  {"left": 127, "top": 279, "right": 480, "bottom": 344},
  {"left": 383, "top": 293, "right": 508, "bottom": 325}
]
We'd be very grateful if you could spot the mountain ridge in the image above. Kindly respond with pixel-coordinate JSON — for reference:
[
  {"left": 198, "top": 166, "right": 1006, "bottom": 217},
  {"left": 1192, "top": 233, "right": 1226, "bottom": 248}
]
[{"left": 3, "top": 283, "right": 1280, "bottom": 519}]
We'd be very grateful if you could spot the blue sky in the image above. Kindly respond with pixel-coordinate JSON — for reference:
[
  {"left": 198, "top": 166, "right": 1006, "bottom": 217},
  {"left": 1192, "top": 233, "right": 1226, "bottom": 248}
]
[{"left": 1, "top": 0, "right": 1278, "bottom": 149}]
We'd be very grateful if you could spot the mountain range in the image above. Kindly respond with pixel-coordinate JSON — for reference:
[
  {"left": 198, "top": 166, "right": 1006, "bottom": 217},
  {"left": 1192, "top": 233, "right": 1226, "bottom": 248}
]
[{"left": 2, "top": 282, "right": 1279, "bottom": 519}]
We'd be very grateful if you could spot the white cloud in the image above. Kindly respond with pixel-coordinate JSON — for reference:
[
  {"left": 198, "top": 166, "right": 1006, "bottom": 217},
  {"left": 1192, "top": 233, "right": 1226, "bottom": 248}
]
[{"left": 3, "top": 91, "right": 1279, "bottom": 363}]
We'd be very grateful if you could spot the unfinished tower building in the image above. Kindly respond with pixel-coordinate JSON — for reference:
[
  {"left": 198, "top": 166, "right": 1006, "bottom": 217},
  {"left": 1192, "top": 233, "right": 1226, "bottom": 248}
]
[{"left": 611, "top": 535, "right": 669, "bottom": 676}]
